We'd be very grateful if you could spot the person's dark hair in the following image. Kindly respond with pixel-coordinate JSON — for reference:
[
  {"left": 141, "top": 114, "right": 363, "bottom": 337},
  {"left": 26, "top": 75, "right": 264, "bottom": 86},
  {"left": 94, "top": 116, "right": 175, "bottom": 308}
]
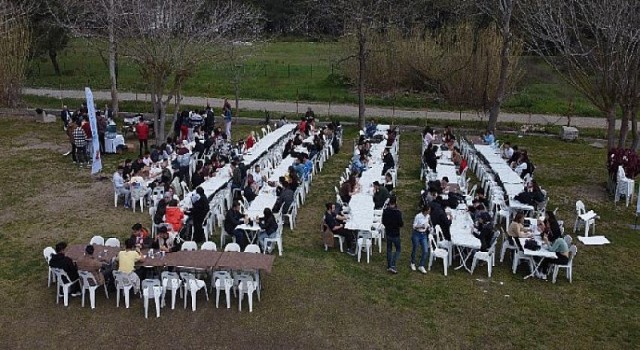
[
  {"left": 442, "top": 177, "right": 449, "bottom": 183},
  {"left": 388, "top": 196, "right": 397, "bottom": 206},
  {"left": 158, "top": 225, "right": 168, "bottom": 233},
  {"left": 421, "top": 205, "right": 431, "bottom": 213},
  {"left": 131, "top": 223, "right": 142, "bottom": 231},
  {"left": 476, "top": 204, "right": 486, "bottom": 211},
  {"left": 325, "top": 202, "right": 334, "bottom": 211},
  {"left": 139, "top": 115, "right": 144, "bottom": 121},
  {"left": 125, "top": 238, "right": 135, "bottom": 249},
  {"left": 125, "top": 158, "right": 132, "bottom": 164},
  {"left": 263, "top": 207, "right": 273, "bottom": 218},
  {"left": 85, "top": 245, "right": 94, "bottom": 255},
  {"left": 55, "top": 242, "right": 67, "bottom": 253},
  {"left": 117, "top": 165, "right": 124, "bottom": 171},
  {"left": 169, "top": 199, "right": 179, "bottom": 206},
  {"left": 233, "top": 200, "right": 240, "bottom": 209}
]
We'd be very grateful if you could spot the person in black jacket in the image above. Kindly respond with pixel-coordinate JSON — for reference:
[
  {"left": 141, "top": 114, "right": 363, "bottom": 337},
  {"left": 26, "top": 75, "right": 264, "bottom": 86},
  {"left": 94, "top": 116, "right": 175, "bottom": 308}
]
[
  {"left": 186, "top": 187, "right": 209, "bottom": 243},
  {"left": 258, "top": 208, "right": 279, "bottom": 253},
  {"left": 423, "top": 144, "right": 438, "bottom": 172},
  {"left": 273, "top": 179, "right": 295, "bottom": 214},
  {"left": 381, "top": 147, "right": 395, "bottom": 175},
  {"left": 382, "top": 196, "right": 403, "bottom": 274},
  {"left": 429, "top": 200, "right": 452, "bottom": 241},
  {"left": 225, "top": 201, "right": 246, "bottom": 248},
  {"left": 49, "top": 242, "right": 81, "bottom": 295},
  {"left": 473, "top": 212, "right": 494, "bottom": 252}
]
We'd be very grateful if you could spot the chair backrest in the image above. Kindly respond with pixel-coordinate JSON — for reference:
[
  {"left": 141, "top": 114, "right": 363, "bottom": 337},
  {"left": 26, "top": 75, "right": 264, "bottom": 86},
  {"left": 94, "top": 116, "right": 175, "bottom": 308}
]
[
  {"left": 569, "top": 244, "right": 578, "bottom": 262},
  {"left": 563, "top": 235, "right": 573, "bottom": 247},
  {"left": 105, "top": 238, "right": 121, "bottom": 247},
  {"left": 468, "top": 184, "right": 477, "bottom": 197},
  {"left": 78, "top": 270, "right": 99, "bottom": 288},
  {"left": 618, "top": 165, "right": 626, "bottom": 181},
  {"left": 244, "top": 244, "right": 261, "bottom": 253},
  {"left": 181, "top": 241, "right": 198, "bottom": 251},
  {"left": 89, "top": 235, "right": 105, "bottom": 246},
  {"left": 200, "top": 241, "right": 217, "bottom": 251},
  {"left": 434, "top": 225, "right": 444, "bottom": 242},
  {"left": 489, "top": 231, "right": 500, "bottom": 253},
  {"left": 428, "top": 233, "right": 438, "bottom": 251},
  {"left": 43, "top": 247, "right": 55, "bottom": 263},
  {"left": 575, "top": 200, "right": 586, "bottom": 215},
  {"left": 161, "top": 271, "right": 181, "bottom": 289},
  {"left": 112, "top": 271, "right": 132, "bottom": 288},
  {"left": 224, "top": 243, "right": 241, "bottom": 252},
  {"left": 54, "top": 268, "right": 76, "bottom": 284}
]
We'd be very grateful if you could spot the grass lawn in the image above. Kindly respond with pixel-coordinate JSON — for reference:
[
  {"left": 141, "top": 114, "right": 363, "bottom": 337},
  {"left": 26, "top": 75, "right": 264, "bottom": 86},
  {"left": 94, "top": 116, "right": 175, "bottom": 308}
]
[
  {"left": 25, "top": 39, "right": 602, "bottom": 117},
  {"left": 0, "top": 116, "right": 637, "bottom": 348}
]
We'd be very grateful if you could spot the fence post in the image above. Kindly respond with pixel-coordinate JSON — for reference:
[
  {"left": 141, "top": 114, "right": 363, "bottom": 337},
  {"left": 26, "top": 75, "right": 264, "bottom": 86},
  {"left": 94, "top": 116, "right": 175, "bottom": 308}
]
[
  {"left": 288, "top": 64, "right": 290, "bottom": 79},
  {"left": 310, "top": 64, "right": 313, "bottom": 79}
]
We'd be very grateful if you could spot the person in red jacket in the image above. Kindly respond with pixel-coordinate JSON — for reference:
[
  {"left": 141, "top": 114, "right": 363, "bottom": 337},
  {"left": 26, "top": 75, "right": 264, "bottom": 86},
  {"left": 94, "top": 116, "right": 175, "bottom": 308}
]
[
  {"left": 135, "top": 116, "right": 150, "bottom": 156},
  {"left": 246, "top": 131, "right": 256, "bottom": 150}
]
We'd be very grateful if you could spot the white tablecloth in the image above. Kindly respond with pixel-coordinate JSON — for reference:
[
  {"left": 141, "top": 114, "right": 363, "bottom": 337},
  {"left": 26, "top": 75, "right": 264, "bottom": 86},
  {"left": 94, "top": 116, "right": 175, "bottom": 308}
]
[
  {"left": 450, "top": 210, "right": 480, "bottom": 249},
  {"left": 242, "top": 124, "right": 296, "bottom": 165}
]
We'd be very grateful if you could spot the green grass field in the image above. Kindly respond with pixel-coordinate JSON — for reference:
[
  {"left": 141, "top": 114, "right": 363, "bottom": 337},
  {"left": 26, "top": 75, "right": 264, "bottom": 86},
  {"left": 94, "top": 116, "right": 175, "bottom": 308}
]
[
  {"left": 0, "top": 114, "right": 637, "bottom": 348},
  {"left": 25, "top": 39, "right": 602, "bottom": 117}
]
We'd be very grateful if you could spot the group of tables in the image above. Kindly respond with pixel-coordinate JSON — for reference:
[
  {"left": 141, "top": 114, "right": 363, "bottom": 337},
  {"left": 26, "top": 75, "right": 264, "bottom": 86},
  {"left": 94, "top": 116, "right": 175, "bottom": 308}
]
[{"left": 66, "top": 244, "right": 275, "bottom": 273}]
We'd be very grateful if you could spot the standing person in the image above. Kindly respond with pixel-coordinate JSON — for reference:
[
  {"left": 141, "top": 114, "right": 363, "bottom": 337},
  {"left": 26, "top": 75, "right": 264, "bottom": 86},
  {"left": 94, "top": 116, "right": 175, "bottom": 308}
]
[
  {"left": 223, "top": 98, "right": 232, "bottom": 139},
  {"left": 97, "top": 111, "right": 107, "bottom": 154},
  {"left": 73, "top": 122, "right": 88, "bottom": 167},
  {"left": 382, "top": 196, "right": 403, "bottom": 274},
  {"left": 66, "top": 117, "right": 78, "bottom": 163},
  {"left": 81, "top": 116, "right": 93, "bottom": 162},
  {"left": 135, "top": 116, "right": 149, "bottom": 157},
  {"left": 186, "top": 187, "right": 209, "bottom": 243},
  {"left": 410, "top": 205, "right": 431, "bottom": 274},
  {"left": 204, "top": 104, "right": 215, "bottom": 135},
  {"left": 60, "top": 105, "right": 71, "bottom": 130}
]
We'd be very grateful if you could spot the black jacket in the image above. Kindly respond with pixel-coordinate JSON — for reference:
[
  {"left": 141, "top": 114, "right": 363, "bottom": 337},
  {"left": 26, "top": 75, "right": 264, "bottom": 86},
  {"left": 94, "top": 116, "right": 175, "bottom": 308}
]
[
  {"left": 273, "top": 187, "right": 294, "bottom": 213},
  {"left": 429, "top": 202, "right": 451, "bottom": 240},
  {"left": 259, "top": 215, "right": 278, "bottom": 235},
  {"left": 382, "top": 206, "right": 404, "bottom": 238},
  {"left": 225, "top": 209, "right": 243, "bottom": 234},
  {"left": 49, "top": 253, "right": 79, "bottom": 282}
]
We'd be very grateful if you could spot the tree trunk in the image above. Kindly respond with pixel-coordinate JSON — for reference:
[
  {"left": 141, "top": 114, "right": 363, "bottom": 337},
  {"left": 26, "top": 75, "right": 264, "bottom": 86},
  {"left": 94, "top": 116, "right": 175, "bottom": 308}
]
[
  {"left": 107, "top": 1, "right": 119, "bottom": 118},
  {"left": 619, "top": 106, "right": 631, "bottom": 148},
  {"left": 487, "top": 2, "right": 513, "bottom": 132},
  {"left": 48, "top": 49, "right": 61, "bottom": 75},
  {"left": 357, "top": 25, "right": 367, "bottom": 129},
  {"left": 606, "top": 106, "right": 617, "bottom": 150},
  {"left": 632, "top": 106, "right": 640, "bottom": 151},
  {"left": 170, "top": 92, "right": 182, "bottom": 138},
  {"left": 234, "top": 77, "right": 240, "bottom": 124}
]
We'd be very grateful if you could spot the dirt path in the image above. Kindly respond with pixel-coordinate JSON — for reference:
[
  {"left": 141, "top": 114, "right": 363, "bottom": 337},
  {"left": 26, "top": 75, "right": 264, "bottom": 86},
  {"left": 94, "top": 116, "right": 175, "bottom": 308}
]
[{"left": 24, "top": 87, "right": 614, "bottom": 129}]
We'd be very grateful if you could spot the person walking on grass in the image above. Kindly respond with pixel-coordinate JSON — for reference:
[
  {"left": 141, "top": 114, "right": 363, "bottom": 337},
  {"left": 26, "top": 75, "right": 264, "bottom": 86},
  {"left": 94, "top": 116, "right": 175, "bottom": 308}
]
[
  {"left": 382, "top": 196, "right": 403, "bottom": 274},
  {"left": 136, "top": 116, "right": 149, "bottom": 157},
  {"left": 410, "top": 205, "right": 431, "bottom": 274}
]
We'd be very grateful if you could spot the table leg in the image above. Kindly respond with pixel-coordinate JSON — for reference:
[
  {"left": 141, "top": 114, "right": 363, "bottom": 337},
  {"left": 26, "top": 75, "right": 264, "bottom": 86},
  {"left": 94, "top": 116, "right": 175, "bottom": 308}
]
[{"left": 523, "top": 257, "right": 544, "bottom": 279}]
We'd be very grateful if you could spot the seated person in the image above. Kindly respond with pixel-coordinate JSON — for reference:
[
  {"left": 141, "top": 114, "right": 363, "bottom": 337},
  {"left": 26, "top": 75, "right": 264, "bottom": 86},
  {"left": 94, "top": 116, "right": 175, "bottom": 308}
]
[
  {"left": 339, "top": 175, "right": 358, "bottom": 204},
  {"left": 373, "top": 181, "right": 390, "bottom": 210},
  {"left": 429, "top": 200, "right": 452, "bottom": 241},
  {"left": 246, "top": 131, "right": 256, "bottom": 150},
  {"left": 165, "top": 199, "right": 185, "bottom": 233},
  {"left": 451, "top": 147, "right": 462, "bottom": 167},
  {"left": 539, "top": 232, "right": 570, "bottom": 279},
  {"left": 381, "top": 148, "right": 395, "bottom": 175},
  {"left": 152, "top": 225, "right": 179, "bottom": 252},
  {"left": 225, "top": 201, "right": 247, "bottom": 249},
  {"left": 324, "top": 202, "right": 355, "bottom": 255},
  {"left": 116, "top": 238, "right": 144, "bottom": 294},
  {"left": 250, "top": 164, "right": 264, "bottom": 189},
  {"left": 422, "top": 144, "right": 438, "bottom": 172},
  {"left": 501, "top": 142, "right": 514, "bottom": 160},
  {"left": 440, "top": 177, "right": 450, "bottom": 193},
  {"left": 113, "top": 166, "right": 131, "bottom": 208},
  {"left": 508, "top": 213, "right": 533, "bottom": 238},
  {"left": 351, "top": 154, "right": 368, "bottom": 174},
  {"left": 243, "top": 174, "right": 259, "bottom": 203},
  {"left": 483, "top": 130, "right": 495, "bottom": 145},
  {"left": 49, "top": 242, "right": 81, "bottom": 295},
  {"left": 384, "top": 173, "right": 394, "bottom": 193},
  {"left": 130, "top": 223, "right": 152, "bottom": 249},
  {"left": 473, "top": 212, "right": 494, "bottom": 252},
  {"left": 76, "top": 245, "right": 110, "bottom": 287},
  {"left": 273, "top": 179, "right": 295, "bottom": 214},
  {"left": 258, "top": 208, "right": 279, "bottom": 253}
]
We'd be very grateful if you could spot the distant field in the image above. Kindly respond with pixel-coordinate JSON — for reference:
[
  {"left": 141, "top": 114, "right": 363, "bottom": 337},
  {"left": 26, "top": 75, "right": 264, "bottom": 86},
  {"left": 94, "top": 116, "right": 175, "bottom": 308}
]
[{"left": 25, "top": 39, "right": 601, "bottom": 117}]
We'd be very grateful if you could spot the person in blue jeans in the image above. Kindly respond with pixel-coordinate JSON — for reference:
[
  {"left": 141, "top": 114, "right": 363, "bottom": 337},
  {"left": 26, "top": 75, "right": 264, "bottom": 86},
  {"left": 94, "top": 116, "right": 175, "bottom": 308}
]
[
  {"left": 411, "top": 205, "right": 431, "bottom": 274},
  {"left": 382, "top": 196, "right": 403, "bottom": 274}
]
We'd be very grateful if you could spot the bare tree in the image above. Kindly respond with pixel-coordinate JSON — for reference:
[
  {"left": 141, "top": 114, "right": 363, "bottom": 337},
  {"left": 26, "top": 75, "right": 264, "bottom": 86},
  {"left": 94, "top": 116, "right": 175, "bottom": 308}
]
[
  {"left": 519, "top": 0, "right": 637, "bottom": 150},
  {"left": 0, "top": 0, "right": 30, "bottom": 107},
  {"left": 476, "top": 0, "right": 516, "bottom": 132},
  {"left": 48, "top": 0, "right": 122, "bottom": 117},
  {"left": 116, "top": 0, "right": 261, "bottom": 144}
]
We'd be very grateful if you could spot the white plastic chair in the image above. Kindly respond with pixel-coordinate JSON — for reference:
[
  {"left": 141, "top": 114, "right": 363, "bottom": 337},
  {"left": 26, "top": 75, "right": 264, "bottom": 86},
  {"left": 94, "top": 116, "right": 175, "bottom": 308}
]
[
  {"left": 181, "top": 241, "right": 198, "bottom": 251},
  {"left": 180, "top": 272, "right": 208, "bottom": 311},
  {"left": 471, "top": 231, "right": 500, "bottom": 277},
  {"left": 573, "top": 200, "right": 597, "bottom": 236},
  {"left": 244, "top": 244, "right": 261, "bottom": 253},
  {"left": 237, "top": 276, "right": 257, "bottom": 312},
  {"left": 322, "top": 221, "right": 344, "bottom": 252},
  {"left": 220, "top": 221, "right": 235, "bottom": 248},
  {"left": 161, "top": 271, "right": 182, "bottom": 310},
  {"left": 200, "top": 241, "right": 217, "bottom": 251},
  {"left": 264, "top": 221, "right": 284, "bottom": 256},
  {"left": 105, "top": 237, "right": 121, "bottom": 248},
  {"left": 212, "top": 270, "right": 233, "bottom": 309},
  {"left": 79, "top": 270, "right": 108, "bottom": 309},
  {"left": 552, "top": 245, "right": 577, "bottom": 284},
  {"left": 89, "top": 235, "right": 105, "bottom": 246},
  {"left": 499, "top": 229, "right": 518, "bottom": 263},
  {"left": 356, "top": 232, "right": 372, "bottom": 264},
  {"left": 615, "top": 166, "right": 635, "bottom": 207},
  {"left": 224, "top": 243, "right": 241, "bottom": 252},
  {"left": 43, "top": 247, "right": 55, "bottom": 287},
  {"left": 511, "top": 239, "right": 535, "bottom": 275},
  {"left": 141, "top": 279, "right": 162, "bottom": 318},
  {"left": 113, "top": 271, "right": 134, "bottom": 308},
  {"left": 434, "top": 225, "right": 452, "bottom": 267},
  {"left": 428, "top": 234, "right": 449, "bottom": 276},
  {"left": 52, "top": 268, "right": 80, "bottom": 307},
  {"left": 284, "top": 201, "right": 298, "bottom": 230}
]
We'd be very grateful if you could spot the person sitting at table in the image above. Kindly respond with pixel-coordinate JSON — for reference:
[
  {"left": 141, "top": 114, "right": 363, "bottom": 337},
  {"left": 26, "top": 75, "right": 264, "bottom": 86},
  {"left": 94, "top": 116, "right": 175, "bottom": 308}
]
[
  {"left": 381, "top": 147, "right": 395, "bottom": 175},
  {"left": 324, "top": 202, "right": 356, "bottom": 256},
  {"left": 451, "top": 147, "right": 462, "bottom": 166},
  {"left": 293, "top": 156, "right": 306, "bottom": 180},
  {"left": 273, "top": 179, "right": 295, "bottom": 215},
  {"left": 508, "top": 213, "right": 533, "bottom": 238},
  {"left": 384, "top": 173, "right": 394, "bottom": 193},
  {"left": 258, "top": 208, "right": 279, "bottom": 253},
  {"left": 76, "top": 245, "right": 110, "bottom": 287},
  {"left": 131, "top": 223, "right": 152, "bottom": 248},
  {"left": 243, "top": 174, "right": 259, "bottom": 203},
  {"left": 165, "top": 199, "right": 185, "bottom": 233},
  {"left": 422, "top": 144, "right": 438, "bottom": 172},
  {"left": 131, "top": 156, "right": 146, "bottom": 175},
  {"left": 514, "top": 180, "right": 545, "bottom": 207},
  {"left": 225, "top": 201, "right": 247, "bottom": 249},
  {"left": 508, "top": 145, "right": 521, "bottom": 166},
  {"left": 501, "top": 142, "right": 514, "bottom": 160},
  {"left": 185, "top": 187, "right": 209, "bottom": 243},
  {"left": 250, "top": 164, "right": 264, "bottom": 189},
  {"left": 443, "top": 125, "right": 454, "bottom": 144},
  {"left": 116, "top": 238, "right": 144, "bottom": 294},
  {"left": 340, "top": 174, "right": 358, "bottom": 204},
  {"left": 122, "top": 158, "right": 133, "bottom": 181},
  {"left": 152, "top": 225, "right": 179, "bottom": 252},
  {"left": 440, "top": 177, "right": 450, "bottom": 193},
  {"left": 351, "top": 153, "right": 368, "bottom": 174},
  {"left": 386, "top": 127, "right": 398, "bottom": 147},
  {"left": 49, "top": 242, "right": 81, "bottom": 296},
  {"left": 473, "top": 212, "right": 494, "bottom": 252},
  {"left": 142, "top": 151, "right": 153, "bottom": 167},
  {"left": 153, "top": 196, "right": 168, "bottom": 225},
  {"left": 286, "top": 166, "right": 300, "bottom": 191},
  {"left": 422, "top": 127, "right": 434, "bottom": 147},
  {"left": 429, "top": 200, "right": 452, "bottom": 241},
  {"left": 538, "top": 231, "right": 570, "bottom": 279},
  {"left": 113, "top": 166, "right": 132, "bottom": 208},
  {"left": 373, "top": 181, "right": 390, "bottom": 210},
  {"left": 303, "top": 153, "right": 314, "bottom": 181},
  {"left": 483, "top": 130, "right": 495, "bottom": 145}
]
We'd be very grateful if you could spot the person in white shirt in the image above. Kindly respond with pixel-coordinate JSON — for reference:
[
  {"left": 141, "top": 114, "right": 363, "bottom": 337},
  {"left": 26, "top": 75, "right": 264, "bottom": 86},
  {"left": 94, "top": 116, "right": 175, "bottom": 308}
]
[
  {"left": 422, "top": 127, "right": 434, "bottom": 148},
  {"left": 142, "top": 152, "right": 153, "bottom": 167},
  {"left": 501, "top": 142, "right": 514, "bottom": 160},
  {"left": 113, "top": 166, "right": 131, "bottom": 208},
  {"left": 410, "top": 205, "right": 431, "bottom": 274},
  {"left": 251, "top": 164, "right": 265, "bottom": 189}
]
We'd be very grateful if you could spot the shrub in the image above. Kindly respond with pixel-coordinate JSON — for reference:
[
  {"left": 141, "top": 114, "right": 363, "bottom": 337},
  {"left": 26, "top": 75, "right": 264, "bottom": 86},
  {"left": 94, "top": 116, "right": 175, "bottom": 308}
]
[{"left": 607, "top": 148, "right": 640, "bottom": 178}]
